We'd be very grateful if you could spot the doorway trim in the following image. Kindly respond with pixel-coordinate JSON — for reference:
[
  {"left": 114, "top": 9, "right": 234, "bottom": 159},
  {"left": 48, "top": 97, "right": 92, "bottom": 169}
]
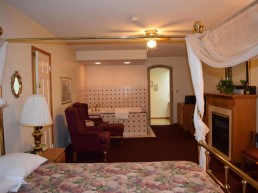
[
  {"left": 147, "top": 65, "right": 173, "bottom": 125},
  {"left": 31, "top": 46, "right": 54, "bottom": 144}
]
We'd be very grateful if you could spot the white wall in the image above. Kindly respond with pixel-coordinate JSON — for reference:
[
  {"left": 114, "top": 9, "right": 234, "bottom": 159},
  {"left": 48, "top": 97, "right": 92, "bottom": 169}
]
[
  {"left": 86, "top": 57, "right": 194, "bottom": 123},
  {"left": 0, "top": 0, "right": 87, "bottom": 153},
  {"left": 150, "top": 68, "right": 170, "bottom": 118}
]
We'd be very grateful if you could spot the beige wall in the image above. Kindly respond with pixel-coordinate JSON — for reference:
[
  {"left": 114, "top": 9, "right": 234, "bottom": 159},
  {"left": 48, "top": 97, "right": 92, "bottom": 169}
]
[
  {"left": 86, "top": 64, "right": 146, "bottom": 87},
  {"left": 0, "top": 0, "right": 87, "bottom": 153},
  {"left": 86, "top": 57, "right": 194, "bottom": 123},
  {"left": 203, "top": 63, "right": 224, "bottom": 93}
]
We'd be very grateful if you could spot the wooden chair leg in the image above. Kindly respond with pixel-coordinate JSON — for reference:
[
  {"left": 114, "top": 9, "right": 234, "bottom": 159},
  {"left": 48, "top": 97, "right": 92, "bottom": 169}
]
[
  {"left": 256, "top": 163, "right": 258, "bottom": 182},
  {"left": 103, "top": 151, "right": 107, "bottom": 162},
  {"left": 73, "top": 152, "right": 77, "bottom": 162}
]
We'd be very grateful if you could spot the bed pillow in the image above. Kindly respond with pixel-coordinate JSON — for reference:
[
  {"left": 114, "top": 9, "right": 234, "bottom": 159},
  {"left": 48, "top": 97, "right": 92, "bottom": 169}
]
[
  {"left": 0, "top": 153, "right": 47, "bottom": 192},
  {"left": 0, "top": 178, "right": 19, "bottom": 193}
]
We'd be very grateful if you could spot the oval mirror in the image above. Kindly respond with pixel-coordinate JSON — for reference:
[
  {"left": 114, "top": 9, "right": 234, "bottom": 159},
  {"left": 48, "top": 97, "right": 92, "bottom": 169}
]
[{"left": 11, "top": 71, "right": 22, "bottom": 98}]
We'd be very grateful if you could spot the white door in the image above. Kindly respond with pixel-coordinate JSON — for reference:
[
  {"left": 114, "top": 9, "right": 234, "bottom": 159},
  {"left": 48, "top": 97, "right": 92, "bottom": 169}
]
[{"left": 34, "top": 49, "right": 53, "bottom": 149}]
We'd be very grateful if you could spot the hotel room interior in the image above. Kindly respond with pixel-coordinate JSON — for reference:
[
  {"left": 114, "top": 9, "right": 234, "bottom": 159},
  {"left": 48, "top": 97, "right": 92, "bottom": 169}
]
[{"left": 0, "top": 0, "right": 258, "bottom": 192}]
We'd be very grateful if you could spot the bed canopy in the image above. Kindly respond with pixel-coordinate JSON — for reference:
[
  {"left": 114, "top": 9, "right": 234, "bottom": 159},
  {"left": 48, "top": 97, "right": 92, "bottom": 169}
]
[
  {"left": 186, "top": 0, "right": 258, "bottom": 168},
  {"left": 0, "top": 1, "right": 258, "bottom": 165}
]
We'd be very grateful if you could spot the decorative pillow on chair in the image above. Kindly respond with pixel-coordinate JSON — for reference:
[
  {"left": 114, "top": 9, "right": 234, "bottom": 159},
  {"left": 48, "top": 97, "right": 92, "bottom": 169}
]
[
  {"left": 0, "top": 153, "right": 47, "bottom": 192},
  {"left": 85, "top": 120, "right": 94, "bottom": 126}
]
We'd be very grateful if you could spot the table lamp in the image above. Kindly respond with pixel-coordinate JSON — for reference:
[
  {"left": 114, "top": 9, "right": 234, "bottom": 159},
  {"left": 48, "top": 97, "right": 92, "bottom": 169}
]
[{"left": 20, "top": 95, "right": 53, "bottom": 155}]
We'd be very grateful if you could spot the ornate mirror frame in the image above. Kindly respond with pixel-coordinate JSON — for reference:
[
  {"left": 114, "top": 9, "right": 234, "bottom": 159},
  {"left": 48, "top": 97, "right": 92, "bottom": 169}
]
[{"left": 11, "top": 71, "right": 22, "bottom": 98}]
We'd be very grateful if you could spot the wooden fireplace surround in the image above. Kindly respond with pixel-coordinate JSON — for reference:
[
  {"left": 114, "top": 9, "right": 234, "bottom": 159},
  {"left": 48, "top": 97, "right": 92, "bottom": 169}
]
[{"left": 205, "top": 93, "right": 257, "bottom": 163}]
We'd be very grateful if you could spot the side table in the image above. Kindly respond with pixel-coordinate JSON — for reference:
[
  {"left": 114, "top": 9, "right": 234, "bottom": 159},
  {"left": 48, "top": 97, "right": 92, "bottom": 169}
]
[{"left": 43, "top": 148, "right": 66, "bottom": 163}]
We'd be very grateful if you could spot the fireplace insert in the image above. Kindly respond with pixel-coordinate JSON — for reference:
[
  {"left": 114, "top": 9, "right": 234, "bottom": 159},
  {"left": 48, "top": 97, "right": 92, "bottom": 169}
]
[{"left": 212, "top": 112, "right": 229, "bottom": 157}]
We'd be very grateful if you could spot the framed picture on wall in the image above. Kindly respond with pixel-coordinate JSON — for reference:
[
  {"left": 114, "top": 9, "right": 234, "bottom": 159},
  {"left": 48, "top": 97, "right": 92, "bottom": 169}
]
[
  {"left": 60, "top": 77, "right": 72, "bottom": 104},
  {"left": 154, "top": 85, "right": 158, "bottom": 91}
]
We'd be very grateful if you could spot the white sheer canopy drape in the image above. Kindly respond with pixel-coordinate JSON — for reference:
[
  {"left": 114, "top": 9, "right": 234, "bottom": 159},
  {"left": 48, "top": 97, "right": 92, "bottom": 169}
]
[
  {"left": 0, "top": 39, "right": 8, "bottom": 108},
  {"left": 185, "top": 1, "right": 258, "bottom": 169}
]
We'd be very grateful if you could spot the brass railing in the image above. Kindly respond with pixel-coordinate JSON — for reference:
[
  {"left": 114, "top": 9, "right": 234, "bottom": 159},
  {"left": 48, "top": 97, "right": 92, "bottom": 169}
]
[{"left": 198, "top": 140, "right": 258, "bottom": 193}]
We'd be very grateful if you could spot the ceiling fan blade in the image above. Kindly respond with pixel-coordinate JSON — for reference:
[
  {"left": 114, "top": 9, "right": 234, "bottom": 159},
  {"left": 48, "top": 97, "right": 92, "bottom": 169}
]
[
  {"left": 163, "top": 30, "right": 192, "bottom": 34},
  {"left": 130, "top": 20, "right": 146, "bottom": 28},
  {"left": 159, "top": 19, "right": 189, "bottom": 29},
  {"left": 111, "top": 30, "right": 137, "bottom": 33}
]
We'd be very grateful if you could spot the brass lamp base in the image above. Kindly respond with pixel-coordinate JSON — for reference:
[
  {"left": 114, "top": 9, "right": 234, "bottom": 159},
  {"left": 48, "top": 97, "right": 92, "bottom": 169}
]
[{"left": 32, "top": 126, "right": 43, "bottom": 156}]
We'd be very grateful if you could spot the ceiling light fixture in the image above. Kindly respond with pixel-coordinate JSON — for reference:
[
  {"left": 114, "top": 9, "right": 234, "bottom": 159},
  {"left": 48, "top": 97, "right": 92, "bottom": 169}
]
[
  {"left": 146, "top": 39, "right": 157, "bottom": 49},
  {"left": 145, "top": 29, "right": 158, "bottom": 50},
  {"left": 94, "top": 62, "right": 101, "bottom": 65},
  {"left": 124, "top": 61, "right": 131, "bottom": 64},
  {"left": 130, "top": 16, "right": 139, "bottom": 22}
]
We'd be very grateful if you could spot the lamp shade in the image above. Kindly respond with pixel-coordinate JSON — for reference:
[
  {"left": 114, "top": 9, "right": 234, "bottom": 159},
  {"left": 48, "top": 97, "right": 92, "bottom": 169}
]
[{"left": 20, "top": 95, "right": 53, "bottom": 127}]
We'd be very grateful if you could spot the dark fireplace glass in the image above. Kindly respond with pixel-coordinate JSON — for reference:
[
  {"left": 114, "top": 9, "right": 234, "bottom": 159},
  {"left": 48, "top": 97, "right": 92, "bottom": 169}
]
[{"left": 212, "top": 112, "right": 229, "bottom": 156}]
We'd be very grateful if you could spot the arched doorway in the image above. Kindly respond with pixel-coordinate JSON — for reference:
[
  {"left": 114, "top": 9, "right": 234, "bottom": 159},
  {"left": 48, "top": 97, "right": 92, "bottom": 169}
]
[{"left": 147, "top": 65, "right": 173, "bottom": 125}]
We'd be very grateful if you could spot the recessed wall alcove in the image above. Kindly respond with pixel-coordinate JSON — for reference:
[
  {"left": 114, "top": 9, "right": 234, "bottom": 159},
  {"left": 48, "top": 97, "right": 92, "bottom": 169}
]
[{"left": 147, "top": 65, "right": 173, "bottom": 125}]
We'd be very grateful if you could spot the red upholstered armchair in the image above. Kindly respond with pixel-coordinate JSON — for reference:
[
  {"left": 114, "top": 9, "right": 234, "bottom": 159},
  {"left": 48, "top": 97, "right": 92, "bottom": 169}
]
[
  {"left": 73, "top": 102, "right": 124, "bottom": 143},
  {"left": 73, "top": 102, "right": 104, "bottom": 126},
  {"left": 65, "top": 106, "right": 110, "bottom": 162}
]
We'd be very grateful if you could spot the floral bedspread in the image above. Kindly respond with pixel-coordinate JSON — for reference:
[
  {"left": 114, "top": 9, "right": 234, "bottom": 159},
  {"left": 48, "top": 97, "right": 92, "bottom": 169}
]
[{"left": 18, "top": 161, "right": 223, "bottom": 193}]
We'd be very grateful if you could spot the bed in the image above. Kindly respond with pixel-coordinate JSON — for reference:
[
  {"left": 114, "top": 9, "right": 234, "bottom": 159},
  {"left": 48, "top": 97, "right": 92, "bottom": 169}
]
[
  {"left": 0, "top": 153, "right": 223, "bottom": 193},
  {"left": 18, "top": 161, "right": 223, "bottom": 193},
  {"left": 2, "top": 145, "right": 258, "bottom": 193}
]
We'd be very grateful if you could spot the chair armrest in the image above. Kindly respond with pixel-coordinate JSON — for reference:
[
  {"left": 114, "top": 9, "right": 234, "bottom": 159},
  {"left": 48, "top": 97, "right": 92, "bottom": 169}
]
[
  {"left": 99, "top": 131, "right": 110, "bottom": 144},
  {"left": 88, "top": 117, "right": 103, "bottom": 126},
  {"left": 78, "top": 130, "right": 99, "bottom": 136},
  {"left": 85, "top": 125, "right": 104, "bottom": 131},
  {"left": 98, "top": 121, "right": 109, "bottom": 129},
  {"left": 89, "top": 117, "right": 103, "bottom": 122}
]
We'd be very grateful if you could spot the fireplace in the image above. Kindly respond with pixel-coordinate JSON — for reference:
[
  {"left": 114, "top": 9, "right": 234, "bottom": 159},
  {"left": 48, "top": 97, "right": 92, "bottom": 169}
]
[
  {"left": 208, "top": 105, "right": 232, "bottom": 161},
  {"left": 205, "top": 93, "right": 257, "bottom": 162}
]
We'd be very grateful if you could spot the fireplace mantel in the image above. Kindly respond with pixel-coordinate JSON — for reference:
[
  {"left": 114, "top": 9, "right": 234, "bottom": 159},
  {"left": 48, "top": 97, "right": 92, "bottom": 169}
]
[
  {"left": 205, "top": 92, "right": 257, "bottom": 100},
  {"left": 205, "top": 93, "right": 257, "bottom": 163}
]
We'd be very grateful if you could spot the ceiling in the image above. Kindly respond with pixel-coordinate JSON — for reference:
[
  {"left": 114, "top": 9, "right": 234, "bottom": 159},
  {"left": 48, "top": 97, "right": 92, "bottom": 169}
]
[{"left": 6, "top": 0, "right": 254, "bottom": 64}]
